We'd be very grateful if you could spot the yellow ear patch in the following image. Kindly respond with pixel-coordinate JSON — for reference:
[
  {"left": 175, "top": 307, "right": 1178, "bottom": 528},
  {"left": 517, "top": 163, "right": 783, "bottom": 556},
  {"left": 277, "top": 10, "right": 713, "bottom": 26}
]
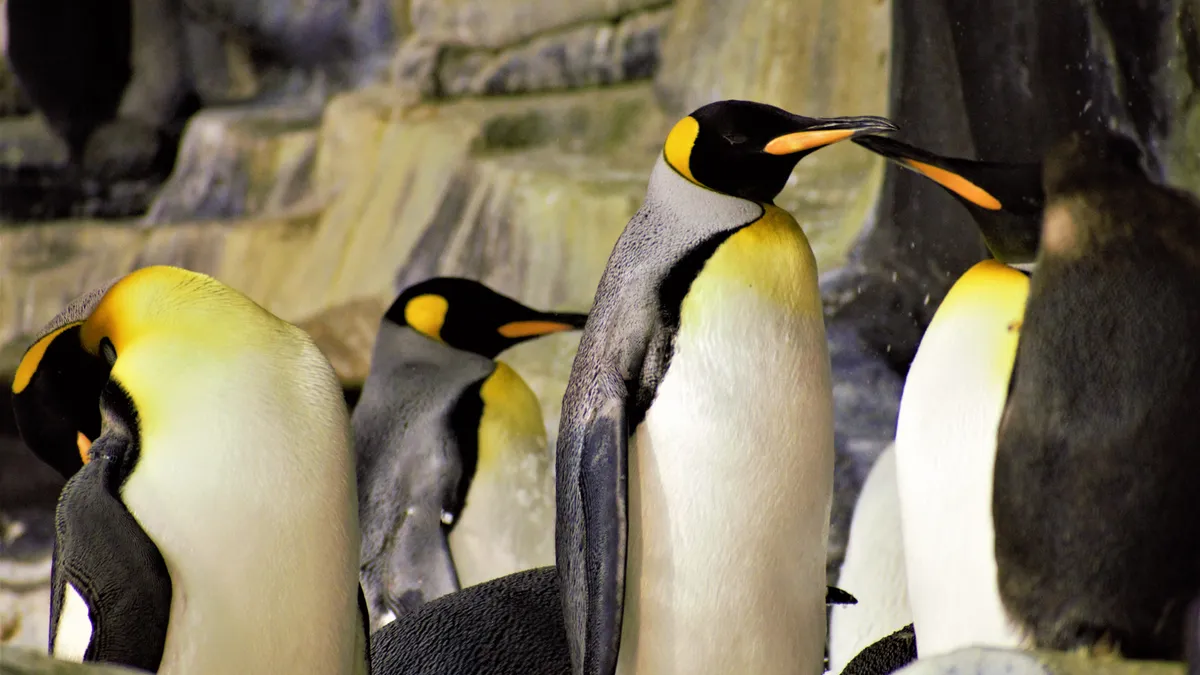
[
  {"left": 12, "top": 322, "right": 84, "bottom": 394},
  {"left": 663, "top": 116, "right": 700, "bottom": 182},
  {"left": 905, "top": 159, "right": 1003, "bottom": 211},
  {"left": 763, "top": 128, "right": 855, "bottom": 155},
  {"left": 405, "top": 294, "right": 450, "bottom": 341}
]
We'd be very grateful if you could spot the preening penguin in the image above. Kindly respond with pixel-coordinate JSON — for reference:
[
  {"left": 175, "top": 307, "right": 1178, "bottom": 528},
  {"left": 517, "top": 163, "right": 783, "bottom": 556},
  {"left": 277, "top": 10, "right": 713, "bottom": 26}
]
[
  {"left": 891, "top": 259, "right": 1029, "bottom": 658},
  {"left": 555, "top": 99, "right": 897, "bottom": 675},
  {"left": 852, "top": 135, "right": 1043, "bottom": 265},
  {"left": 354, "top": 276, "right": 588, "bottom": 631},
  {"left": 993, "top": 132, "right": 1200, "bottom": 660},
  {"left": 10, "top": 266, "right": 369, "bottom": 674}
]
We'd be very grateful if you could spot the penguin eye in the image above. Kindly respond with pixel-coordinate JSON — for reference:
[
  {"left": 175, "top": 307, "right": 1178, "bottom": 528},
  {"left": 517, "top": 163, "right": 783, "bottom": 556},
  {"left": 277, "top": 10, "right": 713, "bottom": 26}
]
[
  {"left": 723, "top": 133, "right": 748, "bottom": 145},
  {"left": 100, "top": 338, "right": 117, "bottom": 365}
]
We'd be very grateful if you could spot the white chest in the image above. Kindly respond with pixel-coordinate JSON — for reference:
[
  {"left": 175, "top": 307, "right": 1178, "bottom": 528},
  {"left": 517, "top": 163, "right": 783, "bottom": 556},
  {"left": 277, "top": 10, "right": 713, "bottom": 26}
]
[{"left": 616, "top": 235, "right": 834, "bottom": 675}]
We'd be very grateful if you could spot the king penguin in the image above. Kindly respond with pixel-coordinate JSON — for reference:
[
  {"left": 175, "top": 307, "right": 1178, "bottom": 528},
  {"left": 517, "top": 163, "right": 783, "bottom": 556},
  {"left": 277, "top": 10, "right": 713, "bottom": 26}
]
[
  {"left": 554, "top": 99, "right": 898, "bottom": 675},
  {"left": 838, "top": 134, "right": 1046, "bottom": 658},
  {"left": 10, "top": 266, "right": 370, "bottom": 674},
  {"left": 354, "top": 276, "right": 589, "bottom": 631},
  {"left": 852, "top": 134, "right": 1044, "bottom": 265},
  {"left": 993, "top": 131, "right": 1200, "bottom": 660}
]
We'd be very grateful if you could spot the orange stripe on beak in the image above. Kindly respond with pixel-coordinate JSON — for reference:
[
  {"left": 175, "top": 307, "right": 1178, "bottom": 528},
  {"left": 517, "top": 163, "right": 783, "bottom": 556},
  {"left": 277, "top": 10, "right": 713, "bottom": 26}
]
[
  {"left": 77, "top": 432, "right": 93, "bottom": 465},
  {"left": 763, "top": 129, "right": 856, "bottom": 155},
  {"left": 497, "top": 321, "right": 579, "bottom": 339},
  {"left": 906, "top": 159, "right": 1003, "bottom": 210}
]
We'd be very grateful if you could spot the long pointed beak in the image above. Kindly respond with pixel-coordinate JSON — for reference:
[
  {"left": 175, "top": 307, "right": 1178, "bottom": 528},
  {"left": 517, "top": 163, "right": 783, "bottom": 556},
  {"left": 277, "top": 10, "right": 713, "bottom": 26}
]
[
  {"left": 497, "top": 312, "right": 589, "bottom": 339},
  {"left": 764, "top": 116, "right": 899, "bottom": 156},
  {"left": 853, "top": 135, "right": 1004, "bottom": 211}
]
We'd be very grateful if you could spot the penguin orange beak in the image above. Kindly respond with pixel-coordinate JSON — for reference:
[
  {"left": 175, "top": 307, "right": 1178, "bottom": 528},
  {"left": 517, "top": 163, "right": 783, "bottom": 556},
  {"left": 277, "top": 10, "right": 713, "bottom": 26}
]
[
  {"left": 77, "top": 432, "right": 92, "bottom": 465},
  {"left": 764, "top": 116, "right": 898, "bottom": 155},
  {"left": 497, "top": 312, "right": 589, "bottom": 338}
]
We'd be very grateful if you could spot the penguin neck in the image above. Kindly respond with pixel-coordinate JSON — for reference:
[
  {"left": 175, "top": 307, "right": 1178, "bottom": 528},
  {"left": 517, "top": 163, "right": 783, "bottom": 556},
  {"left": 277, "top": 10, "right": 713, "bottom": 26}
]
[
  {"left": 448, "top": 360, "right": 555, "bottom": 587},
  {"left": 646, "top": 153, "right": 765, "bottom": 232}
]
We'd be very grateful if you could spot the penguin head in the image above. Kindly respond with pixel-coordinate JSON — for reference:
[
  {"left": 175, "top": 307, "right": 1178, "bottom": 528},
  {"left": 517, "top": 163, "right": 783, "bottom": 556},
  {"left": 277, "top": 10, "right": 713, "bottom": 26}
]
[
  {"left": 852, "top": 134, "right": 1045, "bottom": 264},
  {"left": 662, "top": 100, "right": 898, "bottom": 203},
  {"left": 384, "top": 277, "right": 589, "bottom": 359},
  {"left": 12, "top": 266, "right": 287, "bottom": 479}
]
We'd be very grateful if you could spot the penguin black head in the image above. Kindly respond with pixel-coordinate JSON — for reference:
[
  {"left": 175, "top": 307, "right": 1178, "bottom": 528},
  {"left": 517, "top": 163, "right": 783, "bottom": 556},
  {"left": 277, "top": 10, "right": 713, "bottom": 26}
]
[
  {"left": 11, "top": 279, "right": 121, "bottom": 479},
  {"left": 384, "top": 277, "right": 589, "bottom": 360},
  {"left": 852, "top": 134, "right": 1045, "bottom": 264},
  {"left": 663, "top": 100, "right": 899, "bottom": 204}
]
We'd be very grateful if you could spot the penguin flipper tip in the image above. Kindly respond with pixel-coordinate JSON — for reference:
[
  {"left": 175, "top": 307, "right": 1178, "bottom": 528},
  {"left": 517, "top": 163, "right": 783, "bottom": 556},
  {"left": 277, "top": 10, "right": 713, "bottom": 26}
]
[
  {"left": 826, "top": 586, "right": 858, "bottom": 605},
  {"left": 576, "top": 397, "right": 629, "bottom": 675}
]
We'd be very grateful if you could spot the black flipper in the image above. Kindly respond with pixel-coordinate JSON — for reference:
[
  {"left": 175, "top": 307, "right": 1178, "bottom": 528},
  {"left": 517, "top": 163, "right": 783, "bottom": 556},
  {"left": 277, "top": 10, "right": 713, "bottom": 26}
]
[
  {"left": 578, "top": 398, "right": 628, "bottom": 675},
  {"left": 826, "top": 586, "right": 858, "bottom": 605},
  {"left": 357, "top": 584, "right": 372, "bottom": 668},
  {"left": 49, "top": 428, "right": 171, "bottom": 670}
]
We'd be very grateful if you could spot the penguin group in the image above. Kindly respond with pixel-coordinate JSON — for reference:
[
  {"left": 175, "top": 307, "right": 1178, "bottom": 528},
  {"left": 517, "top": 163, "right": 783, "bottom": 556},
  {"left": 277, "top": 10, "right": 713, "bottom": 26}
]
[{"left": 11, "top": 93, "right": 1200, "bottom": 675}]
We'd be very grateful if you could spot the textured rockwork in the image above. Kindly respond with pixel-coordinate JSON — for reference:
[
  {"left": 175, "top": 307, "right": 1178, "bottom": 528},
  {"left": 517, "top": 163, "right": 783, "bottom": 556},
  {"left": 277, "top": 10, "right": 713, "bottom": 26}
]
[{"left": 409, "top": 0, "right": 669, "bottom": 49}]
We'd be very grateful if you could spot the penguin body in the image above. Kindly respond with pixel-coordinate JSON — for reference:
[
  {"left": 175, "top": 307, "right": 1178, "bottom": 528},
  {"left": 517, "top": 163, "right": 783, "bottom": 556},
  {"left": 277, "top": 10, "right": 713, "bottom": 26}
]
[
  {"left": 892, "top": 259, "right": 1028, "bottom": 657},
  {"left": 852, "top": 135, "right": 1043, "bottom": 265},
  {"left": 555, "top": 101, "right": 897, "bottom": 675},
  {"left": 829, "top": 444, "right": 913, "bottom": 673},
  {"left": 354, "top": 277, "right": 587, "bottom": 631},
  {"left": 370, "top": 566, "right": 569, "bottom": 675},
  {"left": 993, "top": 132, "right": 1200, "bottom": 660},
  {"left": 11, "top": 266, "right": 369, "bottom": 674}
]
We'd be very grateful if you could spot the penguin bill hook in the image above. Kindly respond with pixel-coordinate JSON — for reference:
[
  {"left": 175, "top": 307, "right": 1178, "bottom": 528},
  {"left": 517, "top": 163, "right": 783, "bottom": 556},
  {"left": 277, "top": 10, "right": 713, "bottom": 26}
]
[{"left": 764, "top": 116, "right": 899, "bottom": 155}]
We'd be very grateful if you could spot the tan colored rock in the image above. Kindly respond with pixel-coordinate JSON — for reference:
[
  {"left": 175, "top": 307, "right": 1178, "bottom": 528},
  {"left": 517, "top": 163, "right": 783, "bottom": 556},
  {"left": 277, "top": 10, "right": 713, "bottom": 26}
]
[
  {"left": 143, "top": 104, "right": 322, "bottom": 224},
  {"left": 296, "top": 296, "right": 390, "bottom": 386},
  {"left": 435, "top": 7, "right": 670, "bottom": 97},
  {"left": 410, "top": 0, "right": 671, "bottom": 49},
  {"left": 0, "top": 556, "right": 50, "bottom": 653}
]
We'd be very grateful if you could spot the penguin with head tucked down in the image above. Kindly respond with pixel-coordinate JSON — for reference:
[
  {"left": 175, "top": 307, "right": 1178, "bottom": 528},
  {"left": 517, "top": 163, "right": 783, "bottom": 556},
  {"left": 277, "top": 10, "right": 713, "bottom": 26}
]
[
  {"left": 554, "top": 99, "right": 898, "bottom": 675},
  {"left": 994, "top": 131, "right": 1200, "bottom": 661},
  {"left": 354, "top": 276, "right": 589, "bottom": 631},
  {"left": 10, "top": 266, "right": 369, "bottom": 674}
]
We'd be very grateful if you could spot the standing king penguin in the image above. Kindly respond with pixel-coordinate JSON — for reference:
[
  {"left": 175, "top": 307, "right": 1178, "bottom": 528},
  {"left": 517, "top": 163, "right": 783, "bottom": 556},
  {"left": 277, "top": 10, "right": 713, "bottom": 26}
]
[
  {"left": 555, "top": 99, "right": 898, "bottom": 675},
  {"left": 355, "top": 277, "right": 588, "bottom": 631},
  {"left": 838, "top": 135, "right": 1045, "bottom": 659},
  {"left": 852, "top": 135, "right": 1044, "bottom": 265},
  {"left": 993, "top": 131, "right": 1200, "bottom": 660},
  {"left": 10, "top": 266, "right": 370, "bottom": 674}
]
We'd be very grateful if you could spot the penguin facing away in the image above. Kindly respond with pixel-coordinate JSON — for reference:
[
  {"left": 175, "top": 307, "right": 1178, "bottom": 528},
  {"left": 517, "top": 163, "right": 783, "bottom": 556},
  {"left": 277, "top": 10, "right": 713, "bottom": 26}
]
[
  {"left": 10, "top": 266, "right": 370, "bottom": 675},
  {"left": 852, "top": 135, "right": 1044, "bottom": 265},
  {"left": 828, "top": 444, "right": 913, "bottom": 673},
  {"left": 355, "top": 276, "right": 588, "bottom": 631},
  {"left": 993, "top": 131, "right": 1200, "bottom": 660},
  {"left": 554, "top": 100, "right": 898, "bottom": 675},
  {"left": 891, "top": 259, "right": 1029, "bottom": 658}
]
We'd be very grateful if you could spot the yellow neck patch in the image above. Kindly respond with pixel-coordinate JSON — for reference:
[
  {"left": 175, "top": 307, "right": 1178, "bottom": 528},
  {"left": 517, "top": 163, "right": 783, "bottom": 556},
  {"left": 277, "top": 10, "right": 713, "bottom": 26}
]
[
  {"left": 906, "top": 159, "right": 1003, "bottom": 211},
  {"left": 405, "top": 294, "right": 450, "bottom": 341},
  {"left": 663, "top": 116, "right": 700, "bottom": 184},
  {"left": 476, "top": 361, "right": 546, "bottom": 475}
]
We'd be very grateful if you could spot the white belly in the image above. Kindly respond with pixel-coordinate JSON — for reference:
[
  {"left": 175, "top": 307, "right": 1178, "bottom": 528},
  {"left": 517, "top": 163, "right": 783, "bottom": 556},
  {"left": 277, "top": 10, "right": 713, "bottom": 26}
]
[
  {"left": 52, "top": 582, "right": 93, "bottom": 662},
  {"left": 893, "top": 262, "right": 1028, "bottom": 657},
  {"left": 828, "top": 444, "right": 912, "bottom": 673},
  {"left": 116, "top": 352, "right": 364, "bottom": 675},
  {"left": 616, "top": 283, "right": 834, "bottom": 675}
]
